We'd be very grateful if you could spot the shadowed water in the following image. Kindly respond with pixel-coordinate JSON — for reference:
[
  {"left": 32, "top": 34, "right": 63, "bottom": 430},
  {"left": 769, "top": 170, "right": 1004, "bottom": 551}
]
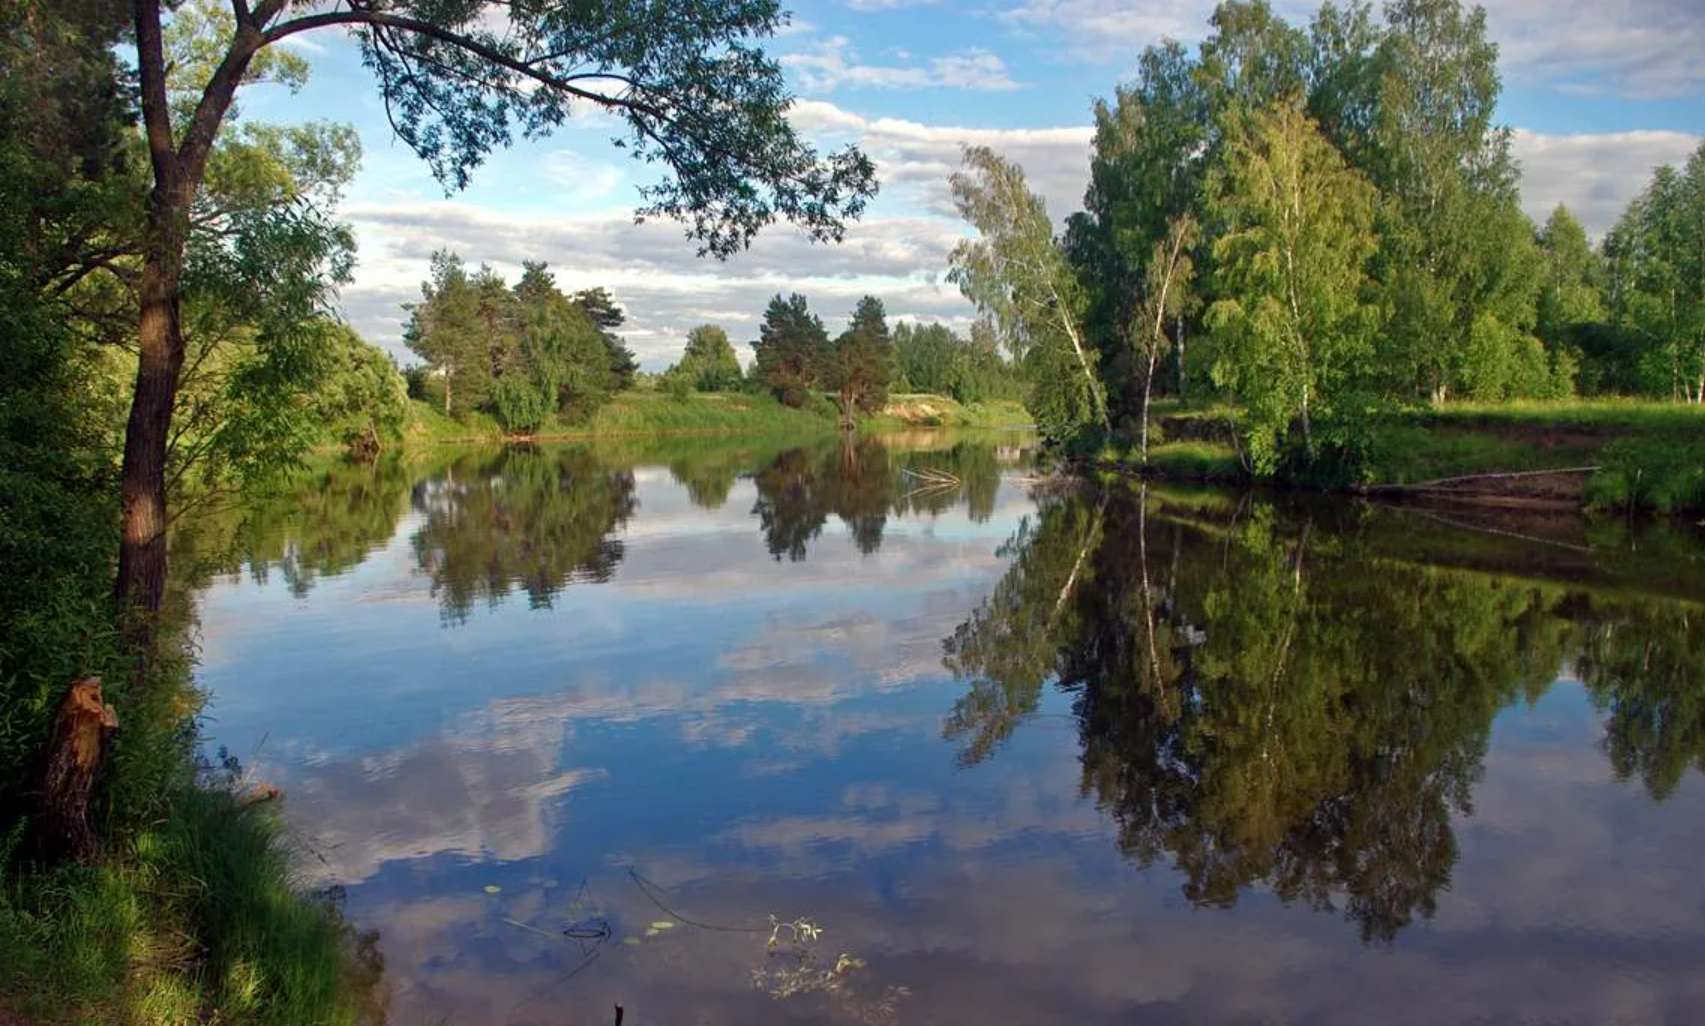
[{"left": 191, "top": 433, "right": 1705, "bottom": 1025}]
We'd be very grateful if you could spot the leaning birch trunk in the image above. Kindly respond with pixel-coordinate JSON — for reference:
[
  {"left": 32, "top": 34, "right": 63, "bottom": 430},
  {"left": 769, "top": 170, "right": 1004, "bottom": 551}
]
[
  {"left": 1140, "top": 348, "right": 1158, "bottom": 463},
  {"left": 33, "top": 677, "right": 119, "bottom": 862}
]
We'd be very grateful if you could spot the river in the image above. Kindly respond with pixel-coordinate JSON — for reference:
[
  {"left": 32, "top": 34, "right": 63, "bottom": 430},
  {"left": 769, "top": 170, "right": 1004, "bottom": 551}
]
[{"left": 192, "top": 431, "right": 1705, "bottom": 1025}]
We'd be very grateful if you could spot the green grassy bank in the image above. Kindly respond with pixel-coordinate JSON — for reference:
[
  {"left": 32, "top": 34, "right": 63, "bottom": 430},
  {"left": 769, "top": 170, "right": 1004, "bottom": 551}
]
[
  {"left": 404, "top": 389, "right": 1032, "bottom": 445},
  {"left": 1101, "top": 400, "right": 1705, "bottom": 515}
]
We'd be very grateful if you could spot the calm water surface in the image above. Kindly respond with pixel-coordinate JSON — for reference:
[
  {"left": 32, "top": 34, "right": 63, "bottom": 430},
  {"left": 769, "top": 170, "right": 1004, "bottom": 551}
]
[{"left": 193, "top": 433, "right": 1705, "bottom": 1025}]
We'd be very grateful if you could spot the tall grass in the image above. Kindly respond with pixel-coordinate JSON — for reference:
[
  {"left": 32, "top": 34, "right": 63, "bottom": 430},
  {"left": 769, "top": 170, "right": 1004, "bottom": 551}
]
[{"left": 1, "top": 786, "right": 384, "bottom": 1025}]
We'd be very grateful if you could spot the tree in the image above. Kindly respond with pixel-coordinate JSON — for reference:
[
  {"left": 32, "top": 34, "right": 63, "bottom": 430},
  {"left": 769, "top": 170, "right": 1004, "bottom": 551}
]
[
  {"left": 308, "top": 324, "right": 409, "bottom": 455},
  {"left": 113, "top": 0, "right": 878, "bottom": 645},
  {"left": 823, "top": 296, "right": 894, "bottom": 427},
  {"left": 950, "top": 146, "right": 1107, "bottom": 442},
  {"left": 1603, "top": 146, "right": 1705, "bottom": 403},
  {"left": 574, "top": 287, "right": 638, "bottom": 391},
  {"left": 1133, "top": 215, "right": 1199, "bottom": 462},
  {"left": 1206, "top": 102, "right": 1379, "bottom": 470},
  {"left": 677, "top": 324, "right": 744, "bottom": 392},
  {"left": 508, "top": 262, "right": 616, "bottom": 427},
  {"left": 752, "top": 293, "right": 829, "bottom": 407},
  {"left": 1534, "top": 204, "right": 1602, "bottom": 396},
  {"left": 1065, "top": 41, "right": 1208, "bottom": 418},
  {"left": 404, "top": 251, "right": 486, "bottom": 418},
  {"left": 1362, "top": 0, "right": 1542, "bottom": 404}
]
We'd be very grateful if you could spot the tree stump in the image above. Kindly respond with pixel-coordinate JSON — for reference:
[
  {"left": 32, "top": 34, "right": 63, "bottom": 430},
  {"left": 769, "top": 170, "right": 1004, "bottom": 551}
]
[{"left": 33, "top": 676, "right": 118, "bottom": 862}]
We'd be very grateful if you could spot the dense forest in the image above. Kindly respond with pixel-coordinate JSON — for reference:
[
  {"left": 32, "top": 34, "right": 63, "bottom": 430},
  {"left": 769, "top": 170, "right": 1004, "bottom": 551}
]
[{"left": 952, "top": 0, "right": 1705, "bottom": 472}]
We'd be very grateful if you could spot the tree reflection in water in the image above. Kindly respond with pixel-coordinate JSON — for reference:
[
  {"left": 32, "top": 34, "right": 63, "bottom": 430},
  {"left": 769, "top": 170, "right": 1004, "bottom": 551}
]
[
  {"left": 411, "top": 447, "right": 638, "bottom": 622},
  {"left": 944, "top": 481, "right": 1705, "bottom": 943}
]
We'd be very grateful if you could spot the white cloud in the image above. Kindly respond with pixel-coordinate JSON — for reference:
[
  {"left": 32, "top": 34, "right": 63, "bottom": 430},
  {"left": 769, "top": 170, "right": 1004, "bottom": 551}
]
[
  {"left": 1513, "top": 128, "right": 1702, "bottom": 237},
  {"left": 993, "top": 0, "right": 1705, "bottom": 98},
  {"left": 781, "top": 36, "right": 1021, "bottom": 93},
  {"left": 790, "top": 100, "right": 1093, "bottom": 218},
  {"left": 1479, "top": 0, "right": 1705, "bottom": 98},
  {"left": 846, "top": 0, "right": 946, "bottom": 8}
]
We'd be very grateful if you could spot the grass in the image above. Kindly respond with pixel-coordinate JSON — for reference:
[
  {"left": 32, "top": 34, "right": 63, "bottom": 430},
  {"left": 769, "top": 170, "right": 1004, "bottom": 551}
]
[
  {"left": 1403, "top": 398, "right": 1705, "bottom": 433},
  {"left": 584, "top": 390, "right": 840, "bottom": 435},
  {"left": 1102, "top": 398, "right": 1705, "bottom": 514},
  {"left": 1139, "top": 441, "right": 1246, "bottom": 481},
  {"left": 404, "top": 389, "right": 1033, "bottom": 445},
  {"left": 0, "top": 786, "right": 383, "bottom": 1026},
  {"left": 404, "top": 389, "right": 841, "bottom": 443}
]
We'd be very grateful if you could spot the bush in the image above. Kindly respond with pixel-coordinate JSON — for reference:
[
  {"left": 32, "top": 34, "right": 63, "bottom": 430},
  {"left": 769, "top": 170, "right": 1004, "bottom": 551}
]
[{"left": 1587, "top": 437, "right": 1705, "bottom": 515}]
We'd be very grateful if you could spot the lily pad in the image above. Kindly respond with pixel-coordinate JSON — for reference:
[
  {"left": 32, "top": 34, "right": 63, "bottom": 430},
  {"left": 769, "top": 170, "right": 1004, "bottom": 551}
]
[
  {"left": 649, "top": 920, "right": 676, "bottom": 930},
  {"left": 482, "top": 885, "right": 502, "bottom": 895}
]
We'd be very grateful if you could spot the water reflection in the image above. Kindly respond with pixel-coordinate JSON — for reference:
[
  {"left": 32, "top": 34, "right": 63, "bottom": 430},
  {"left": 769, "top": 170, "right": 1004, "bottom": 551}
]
[
  {"left": 188, "top": 437, "right": 1705, "bottom": 1025},
  {"left": 947, "top": 481, "right": 1705, "bottom": 942},
  {"left": 412, "top": 447, "right": 638, "bottom": 621}
]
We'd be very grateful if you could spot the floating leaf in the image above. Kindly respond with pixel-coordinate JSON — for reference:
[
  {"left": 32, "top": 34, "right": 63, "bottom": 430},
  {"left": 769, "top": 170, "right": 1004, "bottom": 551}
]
[
  {"left": 644, "top": 927, "right": 660, "bottom": 937},
  {"left": 649, "top": 920, "right": 676, "bottom": 931},
  {"left": 621, "top": 937, "right": 643, "bottom": 947},
  {"left": 483, "top": 885, "right": 502, "bottom": 895}
]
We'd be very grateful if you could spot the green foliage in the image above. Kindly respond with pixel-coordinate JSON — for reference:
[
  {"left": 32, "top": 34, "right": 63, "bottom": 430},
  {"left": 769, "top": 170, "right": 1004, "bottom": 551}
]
[
  {"left": 1536, "top": 205, "right": 1604, "bottom": 384},
  {"left": 1586, "top": 436, "right": 1705, "bottom": 515},
  {"left": 752, "top": 293, "right": 830, "bottom": 407},
  {"left": 1206, "top": 102, "right": 1380, "bottom": 471},
  {"left": 670, "top": 324, "right": 745, "bottom": 392},
  {"left": 891, "top": 321, "right": 1022, "bottom": 404},
  {"left": 312, "top": 325, "right": 410, "bottom": 450},
  {"left": 406, "top": 255, "right": 617, "bottom": 431},
  {"left": 573, "top": 287, "right": 639, "bottom": 391},
  {"left": 1603, "top": 147, "right": 1705, "bottom": 403},
  {"left": 823, "top": 296, "right": 896, "bottom": 423},
  {"left": 950, "top": 146, "right": 1108, "bottom": 437},
  {"left": 322, "top": 0, "right": 876, "bottom": 255}
]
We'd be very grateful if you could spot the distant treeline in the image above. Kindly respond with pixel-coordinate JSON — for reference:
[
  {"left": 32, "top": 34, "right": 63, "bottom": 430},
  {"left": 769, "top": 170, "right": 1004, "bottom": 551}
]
[{"left": 403, "top": 258, "right": 1026, "bottom": 430}]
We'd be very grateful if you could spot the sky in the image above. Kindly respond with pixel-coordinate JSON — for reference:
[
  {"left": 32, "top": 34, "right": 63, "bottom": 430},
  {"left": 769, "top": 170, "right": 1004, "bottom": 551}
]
[{"left": 241, "top": 0, "right": 1705, "bottom": 369}]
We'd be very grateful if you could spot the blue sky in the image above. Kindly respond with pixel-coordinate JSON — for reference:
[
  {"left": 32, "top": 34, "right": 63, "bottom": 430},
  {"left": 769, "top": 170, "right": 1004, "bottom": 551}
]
[{"left": 239, "top": 0, "right": 1705, "bottom": 368}]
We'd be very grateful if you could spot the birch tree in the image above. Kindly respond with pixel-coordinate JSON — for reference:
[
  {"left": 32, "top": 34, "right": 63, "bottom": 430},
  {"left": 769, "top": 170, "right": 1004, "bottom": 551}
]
[
  {"left": 1206, "top": 103, "right": 1379, "bottom": 471},
  {"left": 1133, "top": 214, "right": 1200, "bottom": 462},
  {"left": 949, "top": 146, "right": 1108, "bottom": 442}
]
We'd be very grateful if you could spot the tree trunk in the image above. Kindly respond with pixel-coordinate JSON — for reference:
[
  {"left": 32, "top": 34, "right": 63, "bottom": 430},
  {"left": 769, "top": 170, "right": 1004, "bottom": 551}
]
[
  {"left": 1139, "top": 350, "right": 1157, "bottom": 463},
  {"left": 1300, "top": 378, "right": 1314, "bottom": 460},
  {"left": 444, "top": 364, "right": 453, "bottom": 415},
  {"left": 116, "top": 0, "right": 258, "bottom": 649},
  {"left": 32, "top": 678, "right": 119, "bottom": 863},
  {"left": 114, "top": 205, "right": 187, "bottom": 643},
  {"left": 1176, "top": 315, "right": 1186, "bottom": 402}
]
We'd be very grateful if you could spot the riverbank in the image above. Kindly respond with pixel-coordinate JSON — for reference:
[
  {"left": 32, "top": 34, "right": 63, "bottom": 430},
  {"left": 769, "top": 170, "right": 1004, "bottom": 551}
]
[
  {"left": 1099, "top": 401, "right": 1705, "bottom": 516},
  {"left": 402, "top": 390, "right": 1031, "bottom": 445},
  {"left": 0, "top": 634, "right": 383, "bottom": 1026}
]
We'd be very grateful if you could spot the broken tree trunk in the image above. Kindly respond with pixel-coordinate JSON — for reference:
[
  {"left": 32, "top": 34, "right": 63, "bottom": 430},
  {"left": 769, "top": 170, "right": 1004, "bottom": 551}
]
[{"left": 33, "top": 677, "right": 118, "bottom": 863}]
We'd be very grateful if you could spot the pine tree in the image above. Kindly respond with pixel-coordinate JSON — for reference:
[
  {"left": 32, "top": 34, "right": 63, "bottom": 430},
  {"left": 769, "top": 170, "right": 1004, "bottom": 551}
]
[
  {"left": 824, "top": 296, "right": 895, "bottom": 427},
  {"left": 752, "top": 293, "right": 829, "bottom": 407}
]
